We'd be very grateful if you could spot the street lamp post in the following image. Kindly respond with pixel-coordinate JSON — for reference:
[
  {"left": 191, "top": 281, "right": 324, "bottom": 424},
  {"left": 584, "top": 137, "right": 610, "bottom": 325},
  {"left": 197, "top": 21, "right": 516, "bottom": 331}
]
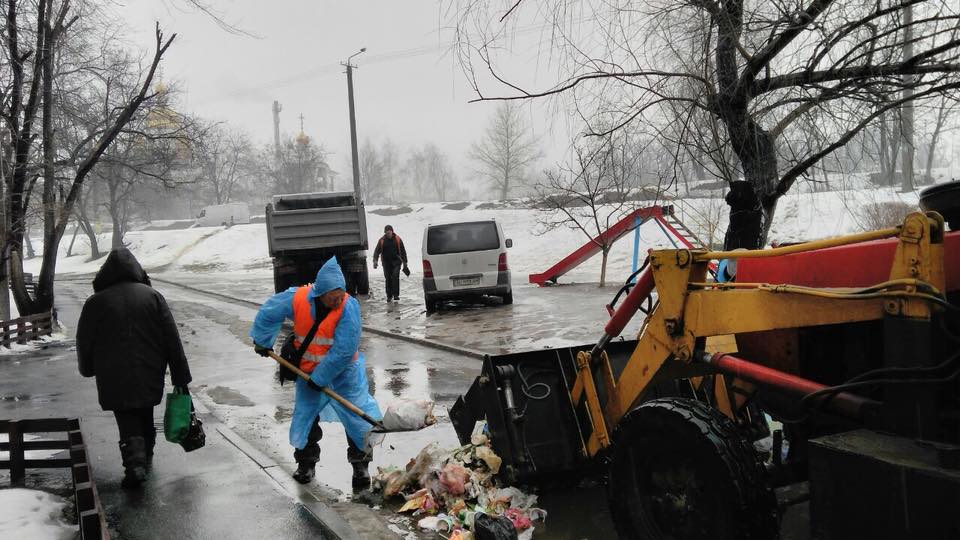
[{"left": 342, "top": 48, "right": 366, "bottom": 200}]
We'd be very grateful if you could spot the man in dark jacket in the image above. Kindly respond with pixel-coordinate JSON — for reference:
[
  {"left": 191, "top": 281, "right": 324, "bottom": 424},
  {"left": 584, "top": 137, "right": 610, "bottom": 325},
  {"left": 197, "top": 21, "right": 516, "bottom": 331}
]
[
  {"left": 77, "top": 248, "right": 192, "bottom": 489},
  {"left": 371, "top": 225, "right": 408, "bottom": 302}
]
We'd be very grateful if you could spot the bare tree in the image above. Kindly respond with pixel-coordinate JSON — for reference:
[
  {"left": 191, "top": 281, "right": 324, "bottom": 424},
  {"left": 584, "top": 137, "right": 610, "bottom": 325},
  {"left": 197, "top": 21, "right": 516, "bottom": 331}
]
[
  {"left": 453, "top": 0, "right": 960, "bottom": 249},
  {"left": 534, "top": 134, "right": 636, "bottom": 286},
  {"left": 1, "top": 0, "right": 176, "bottom": 315},
  {"left": 923, "top": 94, "right": 958, "bottom": 183},
  {"left": 469, "top": 102, "right": 541, "bottom": 200},
  {"left": 194, "top": 124, "right": 251, "bottom": 204},
  {"left": 402, "top": 143, "right": 456, "bottom": 202},
  {"left": 359, "top": 137, "right": 398, "bottom": 203},
  {"left": 257, "top": 135, "right": 331, "bottom": 196}
]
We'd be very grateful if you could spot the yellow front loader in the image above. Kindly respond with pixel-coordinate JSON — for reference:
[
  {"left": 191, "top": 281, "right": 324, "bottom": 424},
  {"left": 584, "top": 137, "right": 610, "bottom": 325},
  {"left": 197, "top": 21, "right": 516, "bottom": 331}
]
[{"left": 452, "top": 211, "right": 960, "bottom": 539}]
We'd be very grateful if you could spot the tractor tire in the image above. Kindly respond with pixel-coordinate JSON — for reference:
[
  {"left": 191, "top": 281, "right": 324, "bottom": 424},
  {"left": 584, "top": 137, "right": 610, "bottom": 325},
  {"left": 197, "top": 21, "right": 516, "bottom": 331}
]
[{"left": 607, "top": 397, "right": 778, "bottom": 540}]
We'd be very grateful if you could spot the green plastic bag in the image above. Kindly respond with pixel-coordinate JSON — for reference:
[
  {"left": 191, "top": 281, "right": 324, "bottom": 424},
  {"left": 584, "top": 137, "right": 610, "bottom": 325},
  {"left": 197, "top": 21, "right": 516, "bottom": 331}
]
[{"left": 164, "top": 386, "right": 192, "bottom": 443}]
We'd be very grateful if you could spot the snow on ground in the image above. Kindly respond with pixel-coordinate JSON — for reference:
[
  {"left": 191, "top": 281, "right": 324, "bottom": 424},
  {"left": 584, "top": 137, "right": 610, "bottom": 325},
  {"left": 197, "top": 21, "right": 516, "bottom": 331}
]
[
  {"left": 0, "top": 488, "right": 75, "bottom": 539},
  {"left": 23, "top": 179, "right": 942, "bottom": 287}
]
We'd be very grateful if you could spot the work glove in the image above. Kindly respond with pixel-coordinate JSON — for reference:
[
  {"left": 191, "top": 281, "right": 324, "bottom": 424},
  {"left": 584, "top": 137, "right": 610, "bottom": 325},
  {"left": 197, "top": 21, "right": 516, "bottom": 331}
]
[
  {"left": 402, "top": 265, "right": 410, "bottom": 277},
  {"left": 254, "top": 344, "right": 272, "bottom": 357},
  {"left": 306, "top": 379, "right": 324, "bottom": 393}
]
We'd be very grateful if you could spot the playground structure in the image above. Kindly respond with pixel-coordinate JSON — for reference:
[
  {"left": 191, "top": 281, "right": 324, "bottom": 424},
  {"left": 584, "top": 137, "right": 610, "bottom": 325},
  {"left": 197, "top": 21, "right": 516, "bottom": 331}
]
[{"left": 528, "top": 205, "right": 709, "bottom": 286}]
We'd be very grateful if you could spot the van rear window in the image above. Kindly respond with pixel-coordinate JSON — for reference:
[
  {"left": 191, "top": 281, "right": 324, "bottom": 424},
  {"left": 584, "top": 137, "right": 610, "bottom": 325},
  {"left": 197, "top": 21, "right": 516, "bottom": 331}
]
[{"left": 427, "top": 222, "right": 499, "bottom": 255}]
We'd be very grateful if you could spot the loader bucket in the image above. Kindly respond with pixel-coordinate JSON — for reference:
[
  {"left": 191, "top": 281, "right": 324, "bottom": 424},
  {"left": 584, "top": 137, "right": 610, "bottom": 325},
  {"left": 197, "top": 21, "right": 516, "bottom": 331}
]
[{"left": 450, "top": 339, "right": 638, "bottom": 483}]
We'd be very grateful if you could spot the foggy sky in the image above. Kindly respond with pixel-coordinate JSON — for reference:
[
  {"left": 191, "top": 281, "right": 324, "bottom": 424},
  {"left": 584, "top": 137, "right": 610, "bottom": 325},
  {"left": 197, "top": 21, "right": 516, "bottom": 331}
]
[{"left": 113, "top": 0, "right": 571, "bottom": 186}]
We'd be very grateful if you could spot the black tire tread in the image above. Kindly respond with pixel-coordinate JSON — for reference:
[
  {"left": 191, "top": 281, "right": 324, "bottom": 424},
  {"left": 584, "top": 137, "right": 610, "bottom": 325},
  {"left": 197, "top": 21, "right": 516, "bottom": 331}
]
[{"left": 608, "top": 397, "right": 778, "bottom": 540}]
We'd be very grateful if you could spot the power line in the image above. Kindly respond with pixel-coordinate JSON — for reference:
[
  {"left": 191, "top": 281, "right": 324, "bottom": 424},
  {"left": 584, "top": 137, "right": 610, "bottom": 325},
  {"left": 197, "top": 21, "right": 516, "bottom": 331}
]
[{"left": 196, "top": 17, "right": 590, "bottom": 105}]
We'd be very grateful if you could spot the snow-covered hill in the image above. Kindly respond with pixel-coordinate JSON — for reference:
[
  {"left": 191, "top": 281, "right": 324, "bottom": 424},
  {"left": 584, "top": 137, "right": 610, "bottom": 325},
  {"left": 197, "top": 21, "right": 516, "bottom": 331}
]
[{"left": 26, "top": 183, "right": 930, "bottom": 285}]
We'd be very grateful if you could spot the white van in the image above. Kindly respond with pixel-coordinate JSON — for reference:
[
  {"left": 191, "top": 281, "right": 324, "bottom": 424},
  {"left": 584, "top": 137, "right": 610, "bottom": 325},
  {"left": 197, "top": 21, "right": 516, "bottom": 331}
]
[
  {"left": 196, "top": 202, "right": 250, "bottom": 227},
  {"left": 421, "top": 219, "right": 513, "bottom": 313}
]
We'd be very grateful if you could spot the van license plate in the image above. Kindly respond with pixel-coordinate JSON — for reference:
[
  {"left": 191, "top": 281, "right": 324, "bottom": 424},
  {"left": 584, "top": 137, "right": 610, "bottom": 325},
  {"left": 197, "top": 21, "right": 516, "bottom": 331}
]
[{"left": 453, "top": 277, "right": 481, "bottom": 287}]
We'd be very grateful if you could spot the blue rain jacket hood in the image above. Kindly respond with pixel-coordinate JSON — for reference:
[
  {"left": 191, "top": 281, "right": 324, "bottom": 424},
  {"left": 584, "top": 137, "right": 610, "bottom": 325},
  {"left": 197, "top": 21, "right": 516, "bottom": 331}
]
[{"left": 311, "top": 256, "right": 346, "bottom": 300}]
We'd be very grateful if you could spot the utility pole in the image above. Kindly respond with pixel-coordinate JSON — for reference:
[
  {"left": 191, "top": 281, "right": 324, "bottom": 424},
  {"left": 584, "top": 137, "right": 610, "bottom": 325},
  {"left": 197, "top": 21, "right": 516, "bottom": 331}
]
[
  {"left": 341, "top": 48, "right": 366, "bottom": 199},
  {"left": 272, "top": 100, "right": 282, "bottom": 162}
]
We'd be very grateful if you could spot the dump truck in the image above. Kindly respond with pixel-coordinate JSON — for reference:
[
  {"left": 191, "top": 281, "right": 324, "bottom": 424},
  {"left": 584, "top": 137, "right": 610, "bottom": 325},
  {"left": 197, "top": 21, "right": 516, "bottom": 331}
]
[
  {"left": 265, "top": 191, "right": 370, "bottom": 295},
  {"left": 451, "top": 183, "right": 960, "bottom": 539}
]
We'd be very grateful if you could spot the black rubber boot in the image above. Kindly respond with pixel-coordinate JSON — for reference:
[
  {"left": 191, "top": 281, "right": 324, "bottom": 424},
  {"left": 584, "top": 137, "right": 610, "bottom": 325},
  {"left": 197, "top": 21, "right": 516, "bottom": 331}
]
[
  {"left": 144, "top": 430, "right": 156, "bottom": 469},
  {"left": 119, "top": 437, "right": 148, "bottom": 489},
  {"left": 351, "top": 462, "right": 370, "bottom": 490},
  {"left": 292, "top": 462, "right": 316, "bottom": 484}
]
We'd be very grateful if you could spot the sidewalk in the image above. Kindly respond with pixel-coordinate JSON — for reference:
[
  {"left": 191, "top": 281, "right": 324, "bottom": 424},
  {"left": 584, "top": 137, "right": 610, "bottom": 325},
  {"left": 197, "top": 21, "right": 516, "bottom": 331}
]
[{"left": 0, "top": 285, "right": 349, "bottom": 540}]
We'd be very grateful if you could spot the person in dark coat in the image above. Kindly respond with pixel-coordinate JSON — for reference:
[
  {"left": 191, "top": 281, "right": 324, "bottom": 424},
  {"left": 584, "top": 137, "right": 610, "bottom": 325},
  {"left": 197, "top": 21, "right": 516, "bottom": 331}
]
[
  {"left": 77, "top": 248, "right": 192, "bottom": 489},
  {"left": 371, "top": 225, "right": 409, "bottom": 302}
]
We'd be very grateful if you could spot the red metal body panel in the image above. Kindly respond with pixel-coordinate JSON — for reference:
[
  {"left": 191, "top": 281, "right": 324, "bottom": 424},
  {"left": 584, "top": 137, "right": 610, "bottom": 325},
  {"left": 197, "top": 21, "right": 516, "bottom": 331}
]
[
  {"left": 604, "top": 266, "right": 655, "bottom": 338},
  {"left": 528, "top": 206, "right": 666, "bottom": 286},
  {"left": 737, "top": 230, "right": 960, "bottom": 292}
]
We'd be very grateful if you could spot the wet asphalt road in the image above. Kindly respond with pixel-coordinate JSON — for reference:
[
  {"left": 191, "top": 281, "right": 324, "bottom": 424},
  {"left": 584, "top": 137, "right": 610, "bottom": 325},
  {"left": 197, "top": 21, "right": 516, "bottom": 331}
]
[
  {"left": 156, "top": 268, "right": 644, "bottom": 356},
  {"left": 20, "top": 278, "right": 617, "bottom": 538}
]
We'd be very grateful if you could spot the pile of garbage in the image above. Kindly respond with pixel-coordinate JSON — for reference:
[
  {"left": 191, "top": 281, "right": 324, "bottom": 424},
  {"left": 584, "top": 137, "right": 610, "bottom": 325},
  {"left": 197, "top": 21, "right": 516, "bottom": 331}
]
[{"left": 372, "top": 434, "right": 546, "bottom": 539}]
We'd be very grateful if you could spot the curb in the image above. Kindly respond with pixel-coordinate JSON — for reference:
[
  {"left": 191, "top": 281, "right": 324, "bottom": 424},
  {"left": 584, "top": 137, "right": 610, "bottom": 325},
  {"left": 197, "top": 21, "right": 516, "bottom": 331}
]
[
  {"left": 215, "top": 425, "right": 362, "bottom": 540},
  {"left": 150, "top": 276, "right": 488, "bottom": 359},
  {"left": 192, "top": 396, "right": 367, "bottom": 540},
  {"left": 361, "top": 323, "right": 486, "bottom": 359}
]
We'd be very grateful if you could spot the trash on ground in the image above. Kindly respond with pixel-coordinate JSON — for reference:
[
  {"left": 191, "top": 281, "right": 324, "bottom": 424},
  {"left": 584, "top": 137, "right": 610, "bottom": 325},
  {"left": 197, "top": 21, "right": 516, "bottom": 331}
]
[
  {"left": 372, "top": 434, "right": 546, "bottom": 538},
  {"left": 380, "top": 399, "right": 437, "bottom": 431}
]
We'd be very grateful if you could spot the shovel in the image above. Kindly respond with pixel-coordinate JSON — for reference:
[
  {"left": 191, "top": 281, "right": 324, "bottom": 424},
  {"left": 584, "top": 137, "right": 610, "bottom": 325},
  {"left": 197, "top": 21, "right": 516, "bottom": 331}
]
[{"left": 264, "top": 350, "right": 434, "bottom": 433}]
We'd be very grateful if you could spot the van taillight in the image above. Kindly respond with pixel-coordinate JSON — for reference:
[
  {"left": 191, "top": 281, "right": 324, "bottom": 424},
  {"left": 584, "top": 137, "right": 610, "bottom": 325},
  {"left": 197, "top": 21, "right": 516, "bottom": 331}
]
[
  {"left": 498, "top": 253, "right": 508, "bottom": 272},
  {"left": 423, "top": 260, "right": 434, "bottom": 278}
]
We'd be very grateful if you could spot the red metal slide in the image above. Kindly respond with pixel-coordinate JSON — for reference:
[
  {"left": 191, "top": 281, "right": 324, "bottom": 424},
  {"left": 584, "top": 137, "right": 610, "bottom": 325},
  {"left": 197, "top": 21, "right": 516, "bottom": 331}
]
[{"left": 529, "top": 205, "right": 706, "bottom": 286}]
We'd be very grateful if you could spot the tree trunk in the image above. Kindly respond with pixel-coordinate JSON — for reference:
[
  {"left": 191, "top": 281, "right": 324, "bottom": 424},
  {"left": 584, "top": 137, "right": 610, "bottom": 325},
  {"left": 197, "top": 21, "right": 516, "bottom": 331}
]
[
  {"left": 924, "top": 98, "right": 950, "bottom": 184},
  {"left": 24, "top": 225, "right": 34, "bottom": 259},
  {"left": 879, "top": 112, "right": 889, "bottom": 181},
  {"left": 900, "top": 4, "right": 915, "bottom": 193},
  {"left": 722, "top": 116, "right": 775, "bottom": 250},
  {"left": 110, "top": 207, "right": 123, "bottom": 249},
  {"left": 599, "top": 247, "right": 609, "bottom": 287},
  {"left": 76, "top": 189, "right": 101, "bottom": 260},
  {"left": 66, "top": 222, "right": 80, "bottom": 257}
]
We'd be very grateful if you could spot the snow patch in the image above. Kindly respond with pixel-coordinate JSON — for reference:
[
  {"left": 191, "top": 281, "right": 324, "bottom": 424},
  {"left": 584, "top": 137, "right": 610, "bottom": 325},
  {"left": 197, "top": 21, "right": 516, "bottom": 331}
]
[{"left": 0, "top": 488, "right": 75, "bottom": 539}]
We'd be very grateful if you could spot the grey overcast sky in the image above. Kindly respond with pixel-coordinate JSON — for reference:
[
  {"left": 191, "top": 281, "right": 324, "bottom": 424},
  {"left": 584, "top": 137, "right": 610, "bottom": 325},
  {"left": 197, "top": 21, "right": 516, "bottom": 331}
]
[{"left": 113, "top": 0, "right": 572, "bottom": 181}]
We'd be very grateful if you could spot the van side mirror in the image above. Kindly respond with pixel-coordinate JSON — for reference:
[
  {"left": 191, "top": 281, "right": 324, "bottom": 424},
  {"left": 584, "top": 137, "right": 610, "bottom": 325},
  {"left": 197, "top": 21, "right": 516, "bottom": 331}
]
[{"left": 505, "top": 239, "right": 513, "bottom": 248}]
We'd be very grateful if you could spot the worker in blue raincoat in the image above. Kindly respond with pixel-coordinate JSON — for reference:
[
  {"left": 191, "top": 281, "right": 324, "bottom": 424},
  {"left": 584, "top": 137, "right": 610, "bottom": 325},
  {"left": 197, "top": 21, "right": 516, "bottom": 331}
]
[{"left": 250, "top": 257, "right": 382, "bottom": 488}]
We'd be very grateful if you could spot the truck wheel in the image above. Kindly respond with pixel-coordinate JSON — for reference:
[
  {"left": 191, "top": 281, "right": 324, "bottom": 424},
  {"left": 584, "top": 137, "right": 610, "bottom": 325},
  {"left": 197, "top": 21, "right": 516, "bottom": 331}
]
[
  {"left": 343, "top": 272, "right": 357, "bottom": 296},
  {"left": 501, "top": 291, "right": 513, "bottom": 305},
  {"left": 425, "top": 295, "right": 437, "bottom": 314},
  {"left": 356, "top": 268, "right": 370, "bottom": 295},
  {"left": 607, "top": 397, "right": 777, "bottom": 540}
]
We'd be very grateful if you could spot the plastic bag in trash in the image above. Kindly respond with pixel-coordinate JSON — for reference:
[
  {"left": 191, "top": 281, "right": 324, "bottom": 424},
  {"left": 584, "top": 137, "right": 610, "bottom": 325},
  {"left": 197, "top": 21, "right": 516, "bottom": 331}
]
[
  {"left": 380, "top": 399, "right": 437, "bottom": 431},
  {"left": 474, "top": 513, "right": 518, "bottom": 540}
]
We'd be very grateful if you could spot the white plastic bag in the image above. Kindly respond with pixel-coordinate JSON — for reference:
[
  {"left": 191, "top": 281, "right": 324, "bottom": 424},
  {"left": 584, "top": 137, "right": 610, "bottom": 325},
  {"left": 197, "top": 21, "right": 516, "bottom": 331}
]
[{"left": 380, "top": 399, "right": 436, "bottom": 431}]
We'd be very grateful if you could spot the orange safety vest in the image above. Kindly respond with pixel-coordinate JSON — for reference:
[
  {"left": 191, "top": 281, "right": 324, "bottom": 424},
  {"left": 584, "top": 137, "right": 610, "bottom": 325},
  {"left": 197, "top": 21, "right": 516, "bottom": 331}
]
[{"left": 291, "top": 286, "right": 357, "bottom": 373}]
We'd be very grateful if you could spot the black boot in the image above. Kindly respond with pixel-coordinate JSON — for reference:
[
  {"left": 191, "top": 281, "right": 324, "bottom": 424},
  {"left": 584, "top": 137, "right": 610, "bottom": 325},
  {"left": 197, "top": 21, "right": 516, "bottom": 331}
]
[
  {"left": 119, "top": 437, "right": 148, "bottom": 489},
  {"left": 351, "top": 462, "right": 370, "bottom": 490},
  {"left": 292, "top": 462, "right": 316, "bottom": 484},
  {"left": 144, "top": 430, "right": 156, "bottom": 469}
]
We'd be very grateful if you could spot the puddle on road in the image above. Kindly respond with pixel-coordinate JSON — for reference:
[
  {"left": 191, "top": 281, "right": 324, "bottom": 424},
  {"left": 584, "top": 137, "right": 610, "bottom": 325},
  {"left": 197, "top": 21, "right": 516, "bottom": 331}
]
[{"left": 206, "top": 386, "right": 255, "bottom": 407}]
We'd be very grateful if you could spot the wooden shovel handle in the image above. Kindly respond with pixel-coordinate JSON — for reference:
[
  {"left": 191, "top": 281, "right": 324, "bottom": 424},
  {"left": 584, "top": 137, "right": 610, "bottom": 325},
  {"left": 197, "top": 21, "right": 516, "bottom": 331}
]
[{"left": 266, "top": 350, "right": 384, "bottom": 429}]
